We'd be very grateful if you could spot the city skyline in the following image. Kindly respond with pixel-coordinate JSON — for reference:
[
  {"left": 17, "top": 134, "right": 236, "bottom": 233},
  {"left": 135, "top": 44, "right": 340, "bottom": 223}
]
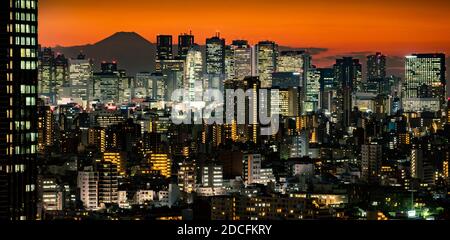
[
  {"left": 40, "top": 0, "right": 450, "bottom": 59},
  {"left": 2, "top": 0, "right": 450, "bottom": 222}
]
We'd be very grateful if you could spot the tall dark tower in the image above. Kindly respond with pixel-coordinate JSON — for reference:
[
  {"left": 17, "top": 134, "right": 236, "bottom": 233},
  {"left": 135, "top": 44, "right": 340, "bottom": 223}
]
[
  {"left": 156, "top": 35, "right": 173, "bottom": 60},
  {"left": 178, "top": 33, "right": 194, "bottom": 59},
  {"left": 367, "top": 52, "right": 386, "bottom": 82},
  {"left": 0, "top": 0, "right": 39, "bottom": 220},
  {"left": 333, "top": 57, "right": 362, "bottom": 128}
]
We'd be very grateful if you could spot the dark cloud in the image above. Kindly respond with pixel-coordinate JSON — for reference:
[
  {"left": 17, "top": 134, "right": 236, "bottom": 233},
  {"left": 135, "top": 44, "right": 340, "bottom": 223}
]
[{"left": 278, "top": 46, "right": 328, "bottom": 55}]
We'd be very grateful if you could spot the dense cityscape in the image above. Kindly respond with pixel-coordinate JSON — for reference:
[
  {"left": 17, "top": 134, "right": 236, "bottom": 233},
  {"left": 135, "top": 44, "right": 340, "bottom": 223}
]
[{"left": 1, "top": 0, "right": 450, "bottom": 221}]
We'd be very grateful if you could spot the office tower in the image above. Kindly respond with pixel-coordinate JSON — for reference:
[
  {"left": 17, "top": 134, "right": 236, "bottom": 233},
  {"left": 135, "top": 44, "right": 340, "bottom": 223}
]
[
  {"left": 206, "top": 34, "right": 226, "bottom": 90},
  {"left": 272, "top": 72, "right": 301, "bottom": 88},
  {"left": 156, "top": 35, "right": 173, "bottom": 60},
  {"left": 274, "top": 88, "right": 299, "bottom": 117},
  {"left": 206, "top": 34, "right": 226, "bottom": 75},
  {"left": 93, "top": 72, "right": 121, "bottom": 103},
  {"left": 0, "top": 0, "right": 38, "bottom": 220},
  {"left": 367, "top": 52, "right": 386, "bottom": 81},
  {"left": 333, "top": 57, "right": 362, "bottom": 128},
  {"left": 178, "top": 160, "right": 196, "bottom": 193},
  {"left": 277, "top": 51, "right": 304, "bottom": 74},
  {"left": 224, "top": 77, "right": 261, "bottom": 143},
  {"left": 178, "top": 33, "right": 195, "bottom": 59},
  {"left": 403, "top": 53, "right": 446, "bottom": 112},
  {"left": 149, "top": 72, "right": 167, "bottom": 101},
  {"left": 242, "top": 154, "right": 262, "bottom": 184},
  {"left": 96, "top": 160, "right": 119, "bottom": 206},
  {"left": 318, "top": 68, "right": 335, "bottom": 91},
  {"left": 54, "top": 54, "right": 68, "bottom": 101},
  {"left": 256, "top": 41, "right": 278, "bottom": 88},
  {"left": 68, "top": 53, "right": 93, "bottom": 103},
  {"left": 93, "top": 62, "right": 125, "bottom": 103},
  {"left": 224, "top": 45, "right": 235, "bottom": 80},
  {"left": 38, "top": 47, "right": 55, "bottom": 100},
  {"left": 201, "top": 163, "right": 223, "bottom": 188},
  {"left": 303, "top": 66, "right": 321, "bottom": 113},
  {"left": 184, "top": 45, "right": 203, "bottom": 102},
  {"left": 134, "top": 72, "right": 152, "bottom": 99},
  {"left": 148, "top": 153, "right": 171, "bottom": 178},
  {"left": 229, "top": 40, "right": 252, "bottom": 80},
  {"left": 77, "top": 166, "right": 99, "bottom": 210},
  {"left": 361, "top": 143, "right": 382, "bottom": 184},
  {"left": 318, "top": 68, "right": 335, "bottom": 112}
]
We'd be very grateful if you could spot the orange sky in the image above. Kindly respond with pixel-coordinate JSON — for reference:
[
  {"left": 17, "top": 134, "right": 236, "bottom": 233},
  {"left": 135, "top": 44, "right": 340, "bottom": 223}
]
[{"left": 40, "top": 0, "right": 450, "bottom": 57}]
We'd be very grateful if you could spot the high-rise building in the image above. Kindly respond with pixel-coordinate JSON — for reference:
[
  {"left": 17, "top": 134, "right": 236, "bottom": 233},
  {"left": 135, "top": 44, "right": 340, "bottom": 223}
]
[
  {"left": 403, "top": 53, "right": 446, "bottom": 112},
  {"left": 37, "top": 105, "right": 55, "bottom": 154},
  {"left": 206, "top": 34, "right": 225, "bottom": 76},
  {"left": 333, "top": 57, "right": 362, "bottom": 128},
  {"left": 367, "top": 52, "right": 386, "bottom": 81},
  {"left": 96, "top": 160, "right": 119, "bottom": 206},
  {"left": 318, "top": 68, "right": 335, "bottom": 112},
  {"left": 156, "top": 35, "right": 173, "bottom": 60},
  {"left": 277, "top": 51, "right": 304, "bottom": 74},
  {"left": 77, "top": 166, "right": 99, "bottom": 210},
  {"left": 38, "top": 47, "right": 55, "bottom": 100},
  {"left": 54, "top": 54, "right": 68, "bottom": 101},
  {"left": 178, "top": 33, "right": 195, "bottom": 59},
  {"left": 68, "top": 53, "right": 93, "bottom": 103},
  {"left": 303, "top": 66, "right": 321, "bottom": 113},
  {"left": 184, "top": 45, "right": 203, "bottom": 102},
  {"left": 229, "top": 40, "right": 252, "bottom": 81},
  {"left": 206, "top": 34, "right": 226, "bottom": 90},
  {"left": 361, "top": 143, "right": 382, "bottom": 184},
  {"left": 0, "top": 0, "right": 38, "bottom": 220},
  {"left": 256, "top": 41, "right": 278, "bottom": 88}
]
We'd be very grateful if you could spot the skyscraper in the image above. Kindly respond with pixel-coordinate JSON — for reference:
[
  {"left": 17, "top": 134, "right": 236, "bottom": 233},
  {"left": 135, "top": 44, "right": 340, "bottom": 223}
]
[
  {"left": 0, "top": 0, "right": 38, "bottom": 220},
  {"left": 256, "top": 41, "right": 278, "bottom": 88},
  {"left": 184, "top": 45, "right": 203, "bottom": 102},
  {"left": 367, "top": 52, "right": 386, "bottom": 81},
  {"left": 68, "top": 53, "right": 93, "bottom": 103},
  {"left": 157, "top": 35, "right": 173, "bottom": 60},
  {"left": 206, "top": 34, "right": 226, "bottom": 90},
  {"left": 303, "top": 66, "right": 321, "bottom": 113},
  {"left": 206, "top": 34, "right": 225, "bottom": 75},
  {"left": 403, "top": 53, "right": 446, "bottom": 112},
  {"left": 178, "top": 33, "right": 195, "bottom": 59},
  {"left": 229, "top": 40, "right": 252, "bottom": 81},
  {"left": 333, "top": 57, "right": 362, "bottom": 128},
  {"left": 277, "top": 51, "right": 304, "bottom": 74}
]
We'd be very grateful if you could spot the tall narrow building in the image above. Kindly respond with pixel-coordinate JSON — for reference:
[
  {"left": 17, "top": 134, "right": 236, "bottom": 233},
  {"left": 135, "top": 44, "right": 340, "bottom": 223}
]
[
  {"left": 206, "top": 34, "right": 225, "bottom": 90},
  {"left": 333, "top": 57, "right": 362, "bottom": 128},
  {"left": 256, "top": 41, "right": 278, "bottom": 88},
  {"left": 0, "top": 0, "right": 39, "bottom": 220}
]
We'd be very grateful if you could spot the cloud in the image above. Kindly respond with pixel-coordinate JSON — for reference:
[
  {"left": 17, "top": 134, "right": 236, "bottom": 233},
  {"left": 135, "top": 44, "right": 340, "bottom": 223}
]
[{"left": 278, "top": 46, "right": 329, "bottom": 55}]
